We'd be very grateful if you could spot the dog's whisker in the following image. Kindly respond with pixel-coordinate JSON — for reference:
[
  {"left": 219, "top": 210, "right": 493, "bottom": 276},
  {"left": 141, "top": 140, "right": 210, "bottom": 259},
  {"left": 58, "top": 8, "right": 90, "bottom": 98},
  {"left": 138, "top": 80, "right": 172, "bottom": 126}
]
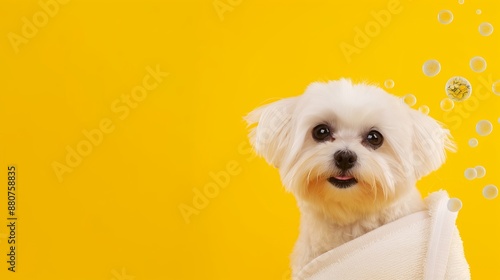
[
  {"left": 306, "top": 169, "right": 312, "bottom": 183},
  {"left": 370, "top": 179, "right": 378, "bottom": 203}
]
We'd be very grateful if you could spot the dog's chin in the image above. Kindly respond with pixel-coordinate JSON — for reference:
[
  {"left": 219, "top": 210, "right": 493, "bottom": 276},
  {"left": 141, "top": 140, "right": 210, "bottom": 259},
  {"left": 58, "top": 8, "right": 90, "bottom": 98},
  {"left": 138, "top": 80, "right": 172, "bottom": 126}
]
[{"left": 327, "top": 175, "right": 358, "bottom": 189}]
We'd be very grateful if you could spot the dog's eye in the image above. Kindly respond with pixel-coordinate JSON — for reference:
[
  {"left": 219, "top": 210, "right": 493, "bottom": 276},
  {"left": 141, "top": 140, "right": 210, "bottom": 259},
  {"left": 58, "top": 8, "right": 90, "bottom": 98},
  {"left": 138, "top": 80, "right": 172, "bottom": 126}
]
[
  {"left": 312, "top": 124, "right": 332, "bottom": 141},
  {"left": 366, "top": 130, "right": 384, "bottom": 148}
]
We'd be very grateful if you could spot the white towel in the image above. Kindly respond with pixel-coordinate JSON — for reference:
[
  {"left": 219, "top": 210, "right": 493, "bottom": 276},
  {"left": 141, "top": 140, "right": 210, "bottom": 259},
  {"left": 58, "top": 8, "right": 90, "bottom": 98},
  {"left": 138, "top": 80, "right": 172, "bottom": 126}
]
[{"left": 295, "top": 191, "right": 470, "bottom": 280}]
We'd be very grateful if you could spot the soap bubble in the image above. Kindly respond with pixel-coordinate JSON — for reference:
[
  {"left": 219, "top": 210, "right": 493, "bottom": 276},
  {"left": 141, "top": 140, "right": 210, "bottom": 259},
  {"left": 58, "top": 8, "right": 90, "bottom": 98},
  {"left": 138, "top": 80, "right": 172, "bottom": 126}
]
[
  {"left": 476, "top": 9, "right": 482, "bottom": 15},
  {"left": 475, "top": 166, "right": 486, "bottom": 178},
  {"left": 440, "top": 98, "right": 454, "bottom": 111},
  {"left": 470, "top": 56, "right": 487, "bottom": 73},
  {"left": 438, "top": 10, "right": 454, "bottom": 24},
  {"left": 458, "top": 0, "right": 464, "bottom": 4},
  {"left": 492, "top": 80, "right": 500, "bottom": 95},
  {"left": 384, "top": 79, "right": 395, "bottom": 89},
  {"left": 479, "top": 22, "right": 494, "bottom": 36},
  {"left": 447, "top": 198, "right": 462, "bottom": 212},
  {"left": 422, "top": 60, "right": 441, "bottom": 77},
  {"left": 483, "top": 185, "right": 498, "bottom": 200},
  {"left": 476, "top": 120, "right": 493, "bottom": 136},
  {"left": 468, "top": 138, "right": 478, "bottom": 147},
  {"left": 418, "top": 105, "right": 430, "bottom": 115},
  {"left": 464, "top": 168, "right": 477, "bottom": 180},
  {"left": 402, "top": 94, "right": 417, "bottom": 106},
  {"left": 445, "top": 76, "right": 472, "bottom": 101}
]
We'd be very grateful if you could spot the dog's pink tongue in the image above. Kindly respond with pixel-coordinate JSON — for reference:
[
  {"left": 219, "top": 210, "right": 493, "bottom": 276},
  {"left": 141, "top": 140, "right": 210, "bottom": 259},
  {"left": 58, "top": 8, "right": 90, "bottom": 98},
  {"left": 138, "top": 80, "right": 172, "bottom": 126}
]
[{"left": 335, "top": 176, "right": 353, "bottom": 181}]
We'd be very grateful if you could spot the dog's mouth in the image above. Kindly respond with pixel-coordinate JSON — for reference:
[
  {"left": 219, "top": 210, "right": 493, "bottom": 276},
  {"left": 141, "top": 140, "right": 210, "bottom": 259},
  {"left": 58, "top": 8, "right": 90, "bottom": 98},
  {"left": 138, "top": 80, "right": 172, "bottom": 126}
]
[{"left": 327, "top": 175, "right": 358, "bottom": 189}]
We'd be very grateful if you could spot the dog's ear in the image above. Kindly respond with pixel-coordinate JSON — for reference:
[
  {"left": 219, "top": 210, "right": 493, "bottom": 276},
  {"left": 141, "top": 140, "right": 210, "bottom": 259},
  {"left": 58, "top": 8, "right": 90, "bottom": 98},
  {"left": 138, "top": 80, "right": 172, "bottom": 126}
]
[
  {"left": 244, "top": 97, "right": 297, "bottom": 168},
  {"left": 409, "top": 109, "right": 456, "bottom": 179}
]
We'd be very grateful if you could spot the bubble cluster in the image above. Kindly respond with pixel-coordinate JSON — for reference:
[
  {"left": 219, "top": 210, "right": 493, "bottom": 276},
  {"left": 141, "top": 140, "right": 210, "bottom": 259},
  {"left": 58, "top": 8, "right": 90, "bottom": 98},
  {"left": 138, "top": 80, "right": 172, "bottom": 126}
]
[
  {"left": 492, "top": 80, "right": 500, "bottom": 95},
  {"left": 402, "top": 94, "right": 417, "bottom": 107},
  {"left": 475, "top": 166, "right": 486, "bottom": 178},
  {"left": 468, "top": 138, "right": 478, "bottom": 147},
  {"left": 464, "top": 168, "right": 477, "bottom": 180},
  {"left": 476, "top": 120, "right": 493, "bottom": 136},
  {"left": 470, "top": 56, "right": 487, "bottom": 73},
  {"left": 447, "top": 198, "right": 462, "bottom": 212},
  {"left": 445, "top": 76, "right": 472, "bottom": 101},
  {"left": 479, "top": 22, "right": 494, "bottom": 36},
  {"left": 418, "top": 105, "right": 430, "bottom": 115},
  {"left": 422, "top": 60, "right": 441, "bottom": 77},
  {"left": 465, "top": 165, "right": 488, "bottom": 181},
  {"left": 384, "top": 79, "right": 395, "bottom": 89},
  {"left": 483, "top": 185, "right": 498, "bottom": 200},
  {"left": 438, "top": 10, "right": 454, "bottom": 24},
  {"left": 440, "top": 98, "right": 454, "bottom": 111}
]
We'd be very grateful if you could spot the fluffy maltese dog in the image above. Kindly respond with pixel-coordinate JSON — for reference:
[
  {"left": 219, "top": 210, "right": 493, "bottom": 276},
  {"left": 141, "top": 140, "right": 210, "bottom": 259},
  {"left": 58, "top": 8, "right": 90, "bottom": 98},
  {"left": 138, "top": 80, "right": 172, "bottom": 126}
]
[{"left": 245, "top": 79, "right": 454, "bottom": 274}]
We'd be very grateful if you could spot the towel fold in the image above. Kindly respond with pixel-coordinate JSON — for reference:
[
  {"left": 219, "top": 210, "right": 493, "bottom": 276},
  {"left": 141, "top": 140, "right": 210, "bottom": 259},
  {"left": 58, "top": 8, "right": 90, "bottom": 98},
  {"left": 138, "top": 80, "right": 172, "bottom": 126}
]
[{"left": 295, "top": 191, "right": 470, "bottom": 280}]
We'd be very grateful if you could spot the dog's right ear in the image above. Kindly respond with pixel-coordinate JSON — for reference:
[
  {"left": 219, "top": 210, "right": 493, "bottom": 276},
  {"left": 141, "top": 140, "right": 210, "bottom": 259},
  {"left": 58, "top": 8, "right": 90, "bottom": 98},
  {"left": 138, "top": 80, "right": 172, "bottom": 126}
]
[
  {"left": 408, "top": 108, "right": 456, "bottom": 180},
  {"left": 244, "top": 97, "right": 297, "bottom": 168}
]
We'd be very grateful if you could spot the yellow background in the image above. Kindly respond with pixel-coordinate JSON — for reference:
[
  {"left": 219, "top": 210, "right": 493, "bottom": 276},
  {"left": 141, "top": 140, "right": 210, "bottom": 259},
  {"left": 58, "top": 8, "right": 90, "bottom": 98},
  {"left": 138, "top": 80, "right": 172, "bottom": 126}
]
[{"left": 0, "top": 0, "right": 499, "bottom": 279}]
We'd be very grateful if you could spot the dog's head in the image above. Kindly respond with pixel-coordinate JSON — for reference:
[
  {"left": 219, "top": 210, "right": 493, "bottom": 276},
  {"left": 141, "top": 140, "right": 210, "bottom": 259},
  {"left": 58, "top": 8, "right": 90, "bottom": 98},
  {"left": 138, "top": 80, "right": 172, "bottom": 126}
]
[{"left": 245, "top": 79, "right": 454, "bottom": 222}]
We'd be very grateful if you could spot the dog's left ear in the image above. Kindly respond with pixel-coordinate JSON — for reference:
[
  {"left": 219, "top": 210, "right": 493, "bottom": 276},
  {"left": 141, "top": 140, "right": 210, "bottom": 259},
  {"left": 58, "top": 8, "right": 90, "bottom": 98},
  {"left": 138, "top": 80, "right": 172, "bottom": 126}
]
[
  {"left": 244, "top": 97, "right": 297, "bottom": 168},
  {"left": 409, "top": 109, "right": 456, "bottom": 179}
]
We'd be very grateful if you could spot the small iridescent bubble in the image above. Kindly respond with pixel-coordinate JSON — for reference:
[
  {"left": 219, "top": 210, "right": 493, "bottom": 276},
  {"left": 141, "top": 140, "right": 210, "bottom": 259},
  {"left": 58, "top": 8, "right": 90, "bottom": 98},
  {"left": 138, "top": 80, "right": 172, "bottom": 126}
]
[
  {"left": 476, "top": 120, "right": 493, "bottom": 136},
  {"left": 476, "top": 9, "right": 482, "bottom": 15},
  {"left": 445, "top": 76, "right": 472, "bottom": 101},
  {"left": 464, "top": 168, "right": 477, "bottom": 180},
  {"left": 479, "top": 22, "right": 494, "bottom": 36},
  {"left": 447, "top": 198, "right": 462, "bottom": 212},
  {"left": 384, "top": 79, "right": 395, "bottom": 89},
  {"left": 483, "top": 185, "right": 498, "bottom": 200},
  {"left": 470, "top": 56, "right": 487, "bottom": 73},
  {"left": 492, "top": 80, "right": 500, "bottom": 95},
  {"left": 438, "top": 10, "right": 454, "bottom": 24},
  {"left": 418, "top": 105, "right": 430, "bottom": 115},
  {"left": 440, "top": 98, "right": 454, "bottom": 111},
  {"left": 422, "top": 60, "right": 441, "bottom": 77},
  {"left": 468, "top": 138, "right": 478, "bottom": 147},
  {"left": 458, "top": 0, "right": 464, "bottom": 4},
  {"left": 475, "top": 166, "right": 486, "bottom": 178},
  {"left": 402, "top": 94, "right": 417, "bottom": 107}
]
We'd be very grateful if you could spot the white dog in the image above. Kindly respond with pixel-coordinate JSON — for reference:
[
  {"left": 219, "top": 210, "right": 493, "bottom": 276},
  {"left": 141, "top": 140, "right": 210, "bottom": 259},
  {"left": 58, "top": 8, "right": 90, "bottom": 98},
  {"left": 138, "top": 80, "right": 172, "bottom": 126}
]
[{"left": 245, "top": 79, "right": 455, "bottom": 275}]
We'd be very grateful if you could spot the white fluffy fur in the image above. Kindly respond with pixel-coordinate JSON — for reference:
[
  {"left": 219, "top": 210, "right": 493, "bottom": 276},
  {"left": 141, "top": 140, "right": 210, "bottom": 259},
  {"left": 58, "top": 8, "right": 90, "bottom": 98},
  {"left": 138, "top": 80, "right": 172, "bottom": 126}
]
[{"left": 245, "top": 79, "right": 455, "bottom": 275}]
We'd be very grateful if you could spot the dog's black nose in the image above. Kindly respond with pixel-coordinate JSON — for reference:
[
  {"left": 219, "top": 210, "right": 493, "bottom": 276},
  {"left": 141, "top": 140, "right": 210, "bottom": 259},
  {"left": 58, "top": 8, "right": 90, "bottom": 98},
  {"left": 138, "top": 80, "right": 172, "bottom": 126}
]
[{"left": 334, "top": 150, "right": 357, "bottom": 170}]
